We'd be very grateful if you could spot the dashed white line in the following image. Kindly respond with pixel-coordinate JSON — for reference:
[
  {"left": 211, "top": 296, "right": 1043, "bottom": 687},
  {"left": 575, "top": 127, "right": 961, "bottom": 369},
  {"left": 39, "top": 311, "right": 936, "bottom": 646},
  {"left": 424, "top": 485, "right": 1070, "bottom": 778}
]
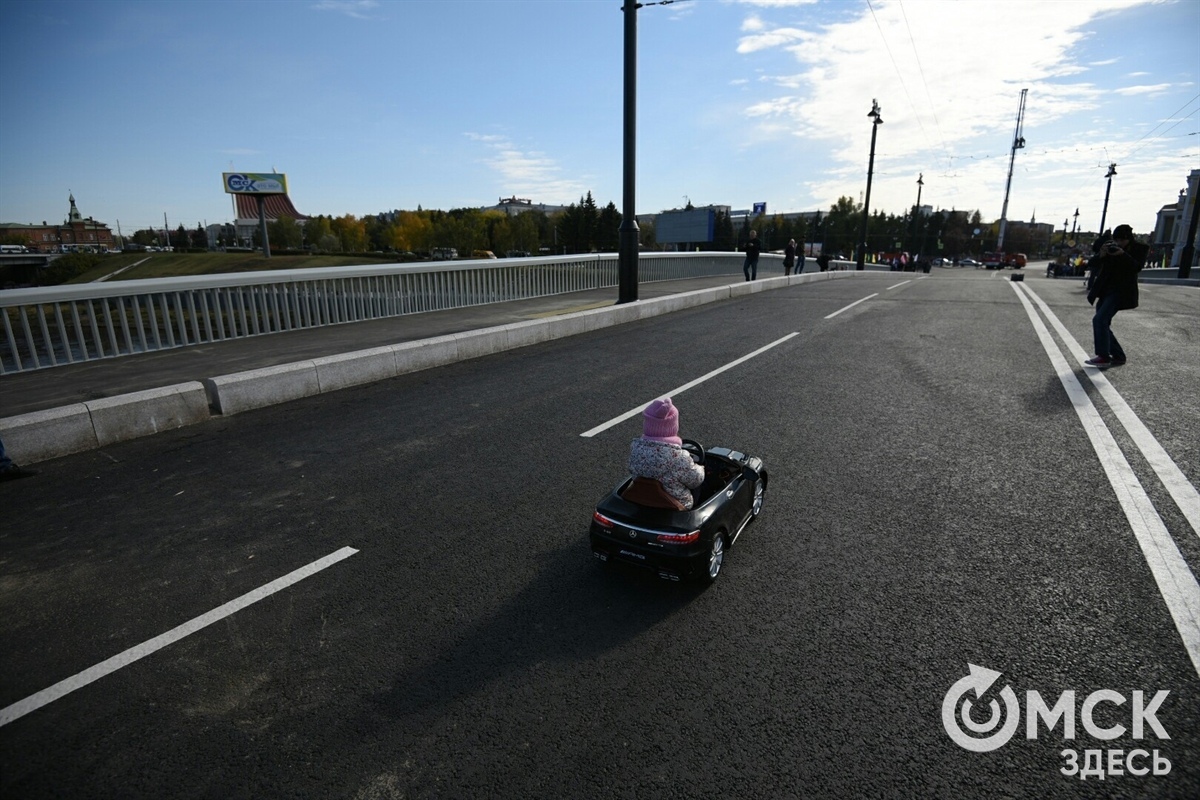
[
  {"left": 886, "top": 280, "right": 911, "bottom": 291},
  {"left": 824, "top": 293, "right": 879, "bottom": 319},
  {"left": 0, "top": 546, "right": 359, "bottom": 727},
  {"left": 580, "top": 333, "right": 799, "bottom": 438}
]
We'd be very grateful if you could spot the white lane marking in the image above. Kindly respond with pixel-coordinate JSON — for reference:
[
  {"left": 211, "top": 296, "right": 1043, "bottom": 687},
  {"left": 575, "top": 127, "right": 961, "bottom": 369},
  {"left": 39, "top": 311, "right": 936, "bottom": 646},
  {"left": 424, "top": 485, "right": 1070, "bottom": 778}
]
[
  {"left": 1011, "top": 283, "right": 1200, "bottom": 677},
  {"left": 0, "top": 546, "right": 359, "bottom": 727},
  {"left": 824, "top": 293, "right": 879, "bottom": 319},
  {"left": 886, "top": 280, "right": 911, "bottom": 291},
  {"left": 580, "top": 333, "right": 799, "bottom": 438},
  {"left": 1018, "top": 282, "right": 1200, "bottom": 539}
]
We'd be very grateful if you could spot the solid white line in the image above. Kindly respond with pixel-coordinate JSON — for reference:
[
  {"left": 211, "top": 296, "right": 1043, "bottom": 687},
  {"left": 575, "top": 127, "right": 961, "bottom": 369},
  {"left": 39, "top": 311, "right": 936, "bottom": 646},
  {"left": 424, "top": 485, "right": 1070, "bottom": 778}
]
[
  {"left": 886, "top": 280, "right": 911, "bottom": 291},
  {"left": 1018, "top": 282, "right": 1200, "bottom": 539},
  {"left": 0, "top": 546, "right": 359, "bottom": 727},
  {"left": 580, "top": 333, "right": 799, "bottom": 438},
  {"left": 1010, "top": 283, "right": 1200, "bottom": 678},
  {"left": 824, "top": 293, "right": 878, "bottom": 319}
]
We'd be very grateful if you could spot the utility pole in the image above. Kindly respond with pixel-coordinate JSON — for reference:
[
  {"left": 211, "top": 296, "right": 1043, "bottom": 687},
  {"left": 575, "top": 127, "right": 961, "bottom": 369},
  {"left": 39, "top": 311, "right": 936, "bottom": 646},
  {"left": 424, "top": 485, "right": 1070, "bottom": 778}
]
[{"left": 997, "top": 88, "right": 1027, "bottom": 252}]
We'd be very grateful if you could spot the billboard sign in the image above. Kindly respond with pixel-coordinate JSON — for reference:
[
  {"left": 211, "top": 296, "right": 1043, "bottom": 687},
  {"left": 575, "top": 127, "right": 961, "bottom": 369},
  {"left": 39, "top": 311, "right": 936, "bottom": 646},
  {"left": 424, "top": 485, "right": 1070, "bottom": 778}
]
[
  {"left": 753, "top": 202, "right": 767, "bottom": 216},
  {"left": 656, "top": 209, "right": 716, "bottom": 244},
  {"left": 223, "top": 172, "right": 288, "bottom": 195}
]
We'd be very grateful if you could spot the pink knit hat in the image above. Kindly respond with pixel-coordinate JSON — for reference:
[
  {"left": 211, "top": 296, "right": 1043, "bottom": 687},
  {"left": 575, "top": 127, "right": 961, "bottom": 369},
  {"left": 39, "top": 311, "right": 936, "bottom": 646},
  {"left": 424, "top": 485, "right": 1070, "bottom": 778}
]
[{"left": 642, "top": 397, "right": 681, "bottom": 445}]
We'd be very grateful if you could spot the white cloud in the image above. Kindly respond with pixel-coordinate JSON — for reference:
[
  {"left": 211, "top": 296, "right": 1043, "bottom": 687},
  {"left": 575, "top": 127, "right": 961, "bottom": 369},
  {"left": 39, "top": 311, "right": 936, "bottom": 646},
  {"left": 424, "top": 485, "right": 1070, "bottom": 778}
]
[
  {"left": 1114, "top": 83, "right": 1173, "bottom": 95},
  {"left": 738, "top": 26, "right": 808, "bottom": 54},
  {"left": 311, "top": 1, "right": 379, "bottom": 20},
  {"left": 466, "top": 134, "right": 586, "bottom": 204},
  {"left": 729, "top": 0, "right": 1163, "bottom": 217},
  {"left": 732, "top": 0, "right": 819, "bottom": 7}
]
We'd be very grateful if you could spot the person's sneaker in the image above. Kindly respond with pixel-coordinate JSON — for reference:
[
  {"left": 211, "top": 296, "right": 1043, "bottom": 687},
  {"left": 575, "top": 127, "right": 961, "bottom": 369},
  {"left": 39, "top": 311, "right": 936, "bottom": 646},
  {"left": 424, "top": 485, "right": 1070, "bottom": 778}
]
[
  {"left": 0, "top": 465, "right": 37, "bottom": 481},
  {"left": 1084, "top": 356, "right": 1112, "bottom": 368}
]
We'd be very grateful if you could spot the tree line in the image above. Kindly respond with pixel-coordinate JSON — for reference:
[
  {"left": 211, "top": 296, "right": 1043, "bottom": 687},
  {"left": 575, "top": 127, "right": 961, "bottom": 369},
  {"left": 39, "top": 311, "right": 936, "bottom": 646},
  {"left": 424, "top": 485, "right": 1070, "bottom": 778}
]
[{"left": 121, "top": 193, "right": 1042, "bottom": 260}]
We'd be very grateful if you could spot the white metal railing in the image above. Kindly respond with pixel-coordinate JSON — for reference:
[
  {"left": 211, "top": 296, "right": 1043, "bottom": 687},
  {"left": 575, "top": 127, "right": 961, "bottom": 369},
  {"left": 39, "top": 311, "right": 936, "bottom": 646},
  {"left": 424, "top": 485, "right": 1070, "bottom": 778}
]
[{"left": 0, "top": 252, "right": 771, "bottom": 374}]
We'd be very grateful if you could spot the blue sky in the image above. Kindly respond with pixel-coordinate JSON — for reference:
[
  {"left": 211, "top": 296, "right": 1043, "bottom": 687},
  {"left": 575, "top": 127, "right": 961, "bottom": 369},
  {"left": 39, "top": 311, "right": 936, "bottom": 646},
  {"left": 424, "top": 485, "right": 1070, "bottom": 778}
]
[{"left": 1, "top": 0, "right": 1196, "bottom": 237}]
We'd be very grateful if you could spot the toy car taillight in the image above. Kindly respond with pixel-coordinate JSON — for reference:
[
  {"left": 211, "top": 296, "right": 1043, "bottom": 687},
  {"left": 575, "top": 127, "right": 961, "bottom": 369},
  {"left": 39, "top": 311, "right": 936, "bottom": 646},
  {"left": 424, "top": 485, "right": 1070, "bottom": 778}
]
[
  {"left": 656, "top": 530, "right": 700, "bottom": 544},
  {"left": 593, "top": 511, "right": 615, "bottom": 529}
]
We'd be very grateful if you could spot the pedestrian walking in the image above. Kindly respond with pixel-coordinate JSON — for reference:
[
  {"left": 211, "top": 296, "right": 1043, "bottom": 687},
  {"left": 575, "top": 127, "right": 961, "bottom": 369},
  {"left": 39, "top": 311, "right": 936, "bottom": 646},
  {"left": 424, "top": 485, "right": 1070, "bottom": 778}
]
[
  {"left": 743, "top": 230, "right": 761, "bottom": 281},
  {"left": 797, "top": 241, "right": 806, "bottom": 274},
  {"left": 1085, "top": 224, "right": 1147, "bottom": 369},
  {"left": 783, "top": 238, "right": 796, "bottom": 276},
  {"left": 816, "top": 252, "right": 830, "bottom": 272}
]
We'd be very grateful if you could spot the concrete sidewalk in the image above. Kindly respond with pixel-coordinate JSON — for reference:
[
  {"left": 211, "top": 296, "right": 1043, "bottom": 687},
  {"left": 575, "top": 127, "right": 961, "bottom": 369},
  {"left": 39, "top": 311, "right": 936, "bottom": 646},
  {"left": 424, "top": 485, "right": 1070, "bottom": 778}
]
[{"left": 0, "top": 274, "right": 741, "bottom": 419}]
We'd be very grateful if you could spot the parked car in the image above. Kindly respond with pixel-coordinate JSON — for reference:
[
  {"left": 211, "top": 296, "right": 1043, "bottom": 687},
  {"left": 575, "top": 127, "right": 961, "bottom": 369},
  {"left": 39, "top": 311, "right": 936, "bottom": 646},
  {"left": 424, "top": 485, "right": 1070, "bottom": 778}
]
[{"left": 960, "top": 257, "right": 981, "bottom": 267}]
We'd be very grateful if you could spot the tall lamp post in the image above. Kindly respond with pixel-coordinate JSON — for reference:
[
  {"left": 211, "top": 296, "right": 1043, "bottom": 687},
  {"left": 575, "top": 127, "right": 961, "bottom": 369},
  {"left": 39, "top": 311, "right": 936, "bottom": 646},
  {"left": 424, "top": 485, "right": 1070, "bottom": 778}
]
[
  {"left": 617, "top": 0, "right": 677, "bottom": 304},
  {"left": 910, "top": 173, "right": 924, "bottom": 256},
  {"left": 856, "top": 99, "right": 883, "bottom": 270},
  {"left": 618, "top": 1, "right": 640, "bottom": 303},
  {"left": 1098, "top": 162, "right": 1117, "bottom": 235}
]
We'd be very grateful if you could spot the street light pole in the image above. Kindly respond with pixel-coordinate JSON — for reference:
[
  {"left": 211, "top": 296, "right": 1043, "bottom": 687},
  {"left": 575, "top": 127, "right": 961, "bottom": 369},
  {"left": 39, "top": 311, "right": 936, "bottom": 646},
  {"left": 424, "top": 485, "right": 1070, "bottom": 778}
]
[
  {"left": 856, "top": 99, "right": 883, "bottom": 271},
  {"left": 618, "top": 1, "right": 640, "bottom": 303},
  {"left": 1098, "top": 162, "right": 1117, "bottom": 235},
  {"left": 910, "top": 173, "right": 923, "bottom": 255}
]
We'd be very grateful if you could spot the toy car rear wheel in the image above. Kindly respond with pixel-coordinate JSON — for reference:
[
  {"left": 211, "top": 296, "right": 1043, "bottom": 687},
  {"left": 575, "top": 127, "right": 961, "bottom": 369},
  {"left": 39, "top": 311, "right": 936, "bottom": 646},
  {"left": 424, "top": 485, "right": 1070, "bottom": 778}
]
[{"left": 699, "top": 532, "right": 726, "bottom": 584}]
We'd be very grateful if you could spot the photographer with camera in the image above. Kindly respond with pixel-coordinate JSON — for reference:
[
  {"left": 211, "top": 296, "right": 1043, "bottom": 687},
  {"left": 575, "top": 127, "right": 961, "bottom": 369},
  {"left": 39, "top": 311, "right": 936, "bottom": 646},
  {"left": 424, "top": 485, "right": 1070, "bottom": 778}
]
[{"left": 1085, "top": 223, "right": 1147, "bottom": 368}]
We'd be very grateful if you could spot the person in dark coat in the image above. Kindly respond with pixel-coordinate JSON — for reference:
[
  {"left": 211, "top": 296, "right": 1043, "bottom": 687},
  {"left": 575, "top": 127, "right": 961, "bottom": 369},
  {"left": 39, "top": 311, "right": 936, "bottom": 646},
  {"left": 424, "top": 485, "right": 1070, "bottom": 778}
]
[
  {"left": 742, "top": 230, "right": 761, "bottom": 281},
  {"left": 783, "top": 238, "right": 796, "bottom": 276},
  {"left": 1085, "top": 224, "right": 1147, "bottom": 368}
]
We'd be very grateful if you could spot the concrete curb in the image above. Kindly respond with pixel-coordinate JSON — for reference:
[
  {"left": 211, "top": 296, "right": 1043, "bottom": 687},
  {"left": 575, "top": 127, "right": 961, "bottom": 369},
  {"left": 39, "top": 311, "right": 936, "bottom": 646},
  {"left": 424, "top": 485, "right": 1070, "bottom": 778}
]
[
  {"left": 1, "top": 271, "right": 870, "bottom": 464},
  {"left": 88, "top": 382, "right": 210, "bottom": 446}
]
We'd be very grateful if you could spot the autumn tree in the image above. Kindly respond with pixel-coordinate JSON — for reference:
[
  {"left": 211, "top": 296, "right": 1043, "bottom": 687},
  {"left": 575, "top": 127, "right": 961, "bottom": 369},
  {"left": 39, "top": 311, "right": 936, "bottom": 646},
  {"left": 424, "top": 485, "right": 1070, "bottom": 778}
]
[
  {"left": 268, "top": 215, "right": 304, "bottom": 250},
  {"left": 331, "top": 214, "right": 368, "bottom": 252}
]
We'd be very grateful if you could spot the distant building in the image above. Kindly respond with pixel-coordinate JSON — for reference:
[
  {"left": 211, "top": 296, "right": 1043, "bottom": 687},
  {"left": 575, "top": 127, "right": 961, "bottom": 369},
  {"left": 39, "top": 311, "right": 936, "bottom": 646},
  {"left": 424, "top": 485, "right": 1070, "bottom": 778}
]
[
  {"left": 0, "top": 195, "right": 116, "bottom": 253},
  {"left": 232, "top": 192, "right": 308, "bottom": 245},
  {"left": 1000, "top": 216, "right": 1056, "bottom": 255},
  {"left": 482, "top": 196, "right": 567, "bottom": 217},
  {"left": 1153, "top": 168, "right": 1199, "bottom": 268}
]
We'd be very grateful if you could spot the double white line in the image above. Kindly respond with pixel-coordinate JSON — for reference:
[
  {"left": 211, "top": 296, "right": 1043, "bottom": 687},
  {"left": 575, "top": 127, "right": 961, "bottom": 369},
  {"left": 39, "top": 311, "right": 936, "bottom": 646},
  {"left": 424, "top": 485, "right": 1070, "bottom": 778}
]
[{"left": 1011, "top": 282, "right": 1200, "bottom": 677}]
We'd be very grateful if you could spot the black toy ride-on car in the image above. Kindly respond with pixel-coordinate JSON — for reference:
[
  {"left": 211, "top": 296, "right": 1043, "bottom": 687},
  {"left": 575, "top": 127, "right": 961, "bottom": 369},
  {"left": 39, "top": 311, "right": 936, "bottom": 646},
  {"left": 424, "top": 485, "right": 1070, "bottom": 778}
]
[{"left": 589, "top": 440, "right": 767, "bottom": 584}]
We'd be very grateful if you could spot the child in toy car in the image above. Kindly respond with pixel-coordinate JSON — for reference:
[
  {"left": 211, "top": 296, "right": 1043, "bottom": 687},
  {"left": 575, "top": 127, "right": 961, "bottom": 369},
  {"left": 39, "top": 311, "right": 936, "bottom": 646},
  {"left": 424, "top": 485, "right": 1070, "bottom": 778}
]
[{"left": 627, "top": 397, "right": 704, "bottom": 510}]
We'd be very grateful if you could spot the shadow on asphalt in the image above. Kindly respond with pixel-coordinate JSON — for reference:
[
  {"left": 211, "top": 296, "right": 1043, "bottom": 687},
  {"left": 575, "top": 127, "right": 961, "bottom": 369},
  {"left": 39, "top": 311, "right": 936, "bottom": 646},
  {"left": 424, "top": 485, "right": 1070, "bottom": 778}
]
[
  {"left": 366, "top": 542, "right": 707, "bottom": 722},
  {"left": 1019, "top": 374, "right": 1079, "bottom": 415}
]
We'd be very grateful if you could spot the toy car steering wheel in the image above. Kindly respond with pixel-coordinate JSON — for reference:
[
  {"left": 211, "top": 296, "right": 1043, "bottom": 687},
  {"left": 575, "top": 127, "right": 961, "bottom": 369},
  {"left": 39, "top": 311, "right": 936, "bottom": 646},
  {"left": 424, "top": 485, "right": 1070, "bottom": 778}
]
[{"left": 681, "top": 439, "right": 705, "bottom": 465}]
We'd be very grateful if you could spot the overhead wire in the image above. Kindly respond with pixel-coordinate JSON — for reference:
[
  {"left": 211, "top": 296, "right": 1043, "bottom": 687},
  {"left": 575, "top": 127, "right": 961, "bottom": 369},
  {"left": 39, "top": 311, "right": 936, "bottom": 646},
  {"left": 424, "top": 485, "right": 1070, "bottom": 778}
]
[
  {"left": 897, "top": 0, "right": 954, "bottom": 174},
  {"left": 865, "top": 0, "right": 932, "bottom": 157}
]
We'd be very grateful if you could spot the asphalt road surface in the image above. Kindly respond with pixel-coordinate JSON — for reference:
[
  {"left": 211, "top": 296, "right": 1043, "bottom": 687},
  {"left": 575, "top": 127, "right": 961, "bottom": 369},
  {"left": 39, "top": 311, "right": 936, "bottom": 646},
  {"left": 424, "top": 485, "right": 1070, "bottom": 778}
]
[{"left": 3, "top": 268, "right": 1198, "bottom": 798}]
